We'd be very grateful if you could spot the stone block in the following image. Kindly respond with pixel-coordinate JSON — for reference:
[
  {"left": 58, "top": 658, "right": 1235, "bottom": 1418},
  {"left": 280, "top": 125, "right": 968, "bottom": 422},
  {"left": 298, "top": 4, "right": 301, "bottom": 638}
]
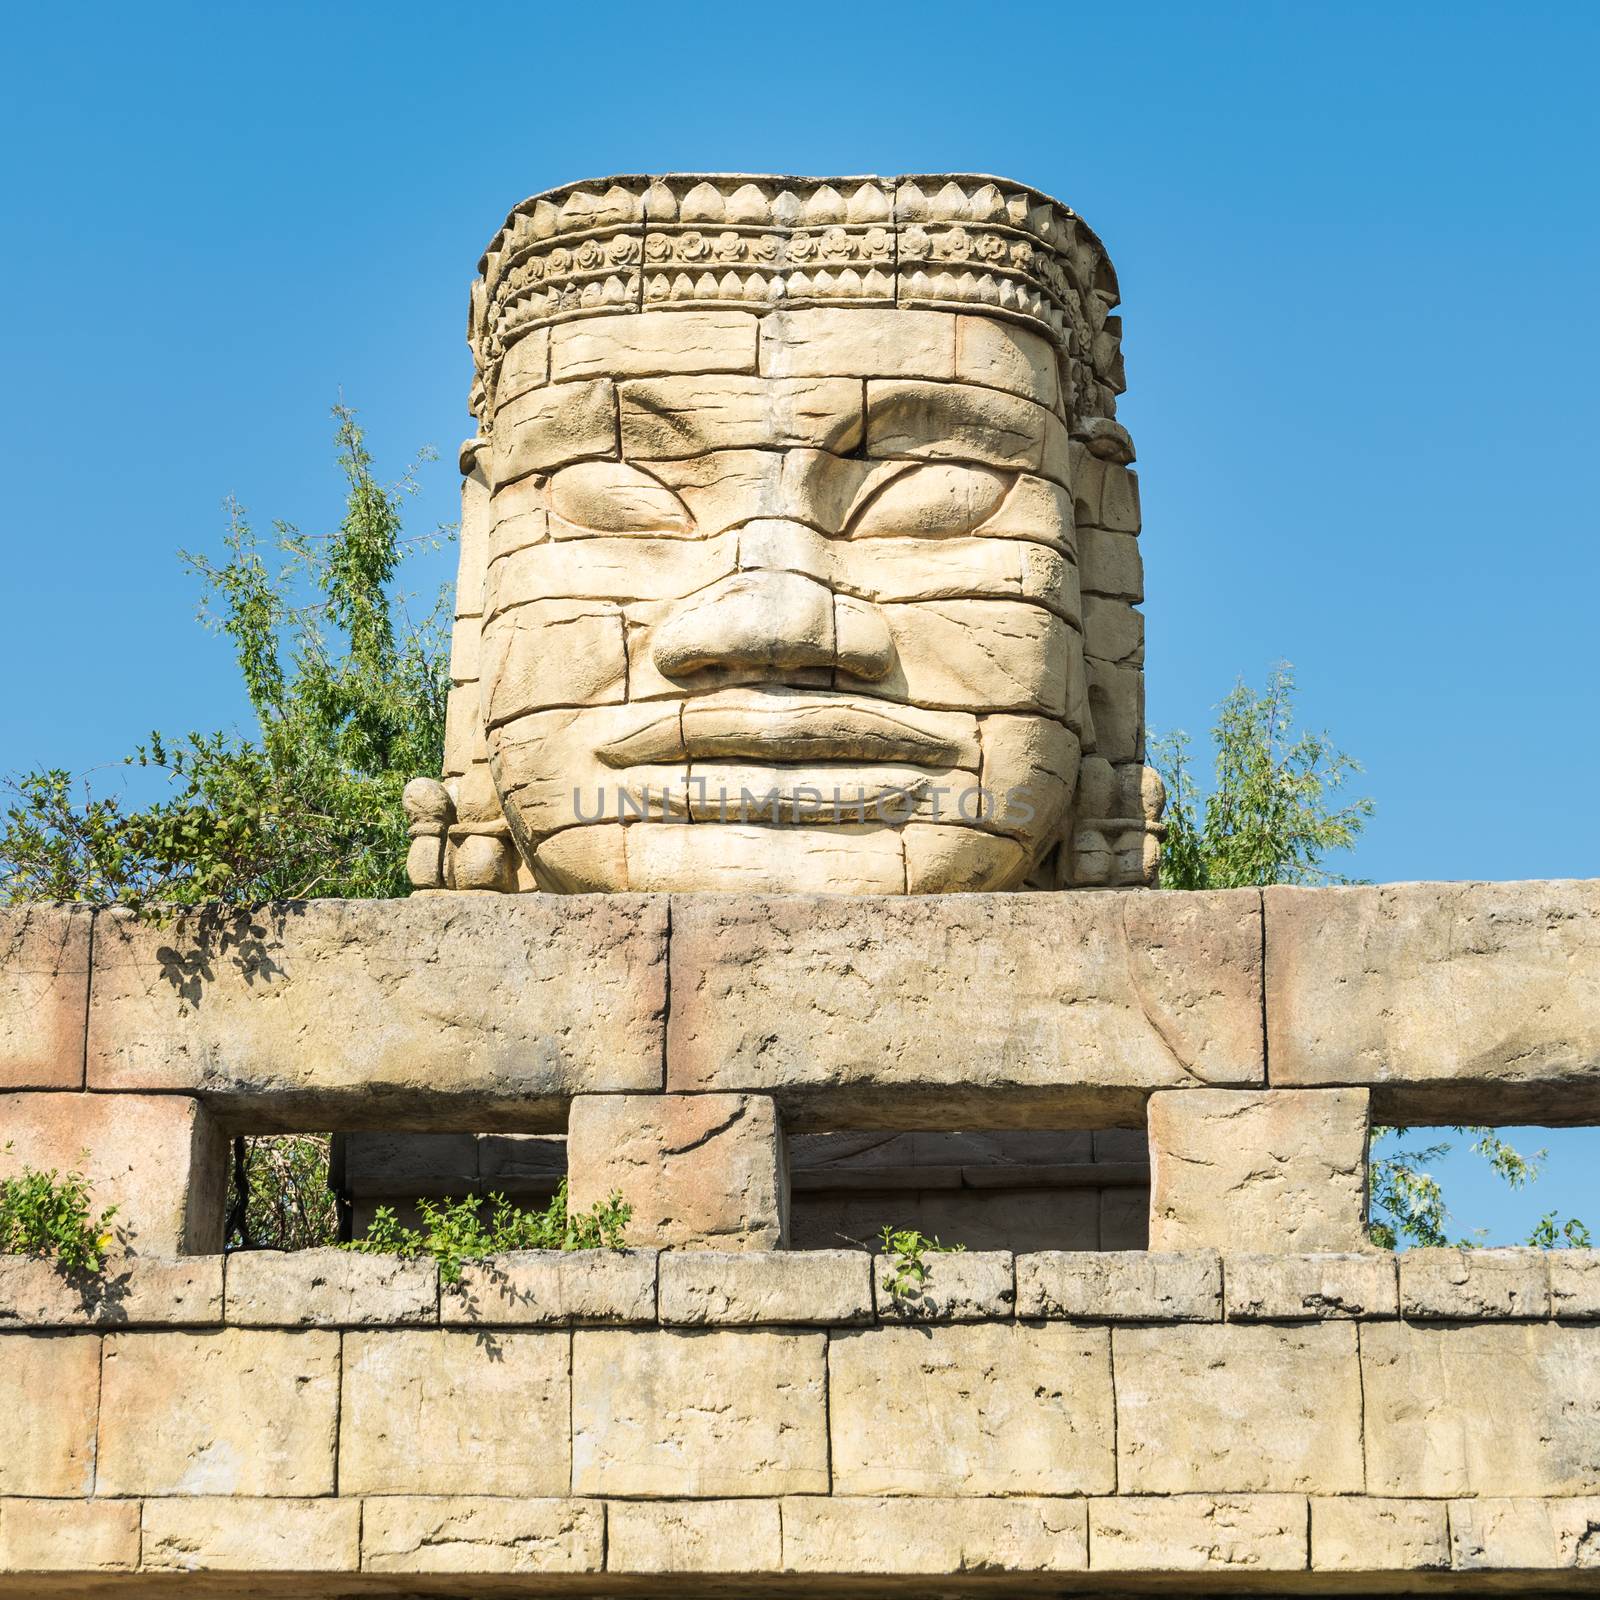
[
  {"left": 1225, "top": 1252, "right": 1398, "bottom": 1320},
  {"left": 621, "top": 375, "right": 863, "bottom": 457},
  {"left": 444, "top": 1249, "right": 658, "bottom": 1325},
  {"left": 0, "top": 905, "right": 90, "bottom": 1090},
  {"left": 97, "top": 1329, "right": 339, "bottom": 1496},
  {"left": 1266, "top": 881, "right": 1600, "bottom": 1120},
  {"left": 865, "top": 380, "right": 1048, "bottom": 470},
  {"left": 566, "top": 1092, "right": 786, "bottom": 1249},
  {"left": 1080, "top": 526, "right": 1144, "bottom": 602},
  {"left": 0, "top": 1333, "right": 99, "bottom": 1496},
  {"left": 495, "top": 326, "right": 549, "bottom": 404},
  {"left": 87, "top": 897, "right": 667, "bottom": 1127},
  {"left": 1147, "top": 1087, "right": 1371, "bottom": 1253},
  {"left": 552, "top": 308, "right": 758, "bottom": 379},
  {"left": 1088, "top": 1494, "right": 1308, "bottom": 1572},
  {"left": 340, "top": 1329, "right": 569, "bottom": 1496},
  {"left": 492, "top": 378, "right": 617, "bottom": 484},
  {"left": 1400, "top": 1247, "right": 1551, "bottom": 1319},
  {"left": 1311, "top": 1496, "right": 1449, "bottom": 1571},
  {"left": 0, "top": 1091, "right": 225, "bottom": 1255},
  {"left": 224, "top": 1248, "right": 438, "bottom": 1327},
  {"left": 873, "top": 1249, "right": 1015, "bottom": 1321},
  {"left": 1449, "top": 1496, "right": 1600, "bottom": 1570},
  {"left": 658, "top": 1248, "right": 871, "bottom": 1325},
  {"left": 759, "top": 306, "right": 957, "bottom": 379},
  {"left": 571, "top": 1328, "right": 827, "bottom": 1496},
  {"left": 1552, "top": 1251, "right": 1600, "bottom": 1319},
  {"left": 607, "top": 1499, "right": 782, "bottom": 1574},
  {"left": 0, "top": 1498, "right": 140, "bottom": 1573},
  {"left": 1017, "top": 1250, "right": 1220, "bottom": 1321},
  {"left": 360, "top": 1497, "right": 604, "bottom": 1575},
  {"left": 781, "top": 1495, "right": 1088, "bottom": 1574},
  {"left": 339, "top": 1131, "right": 479, "bottom": 1198},
  {"left": 1362, "top": 1322, "right": 1600, "bottom": 1495},
  {"left": 0, "top": 1252, "right": 222, "bottom": 1327},
  {"left": 829, "top": 1323, "right": 1114, "bottom": 1495},
  {"left": 955, "top": 314, "right": 1060, "bottom": 406},
  {"left": 666, "top": 891, "right": 1264, "bottom": 1126},
  {"left": 1115, "top": 1323, "right": 1364, "bottom": 1493},
  {"left": 141, "top": 1497, "right": 361, "bottom": 1572}
]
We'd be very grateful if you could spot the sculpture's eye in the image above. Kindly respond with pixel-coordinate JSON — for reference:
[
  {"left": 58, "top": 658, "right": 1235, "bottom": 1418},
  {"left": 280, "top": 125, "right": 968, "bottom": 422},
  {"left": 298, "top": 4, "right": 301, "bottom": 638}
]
[
  {"left": 846, "top": 463, "right": 1012, "bottom": 537},
  {"left": 546, "top": 461, "right": 693, "bottom": 535}
]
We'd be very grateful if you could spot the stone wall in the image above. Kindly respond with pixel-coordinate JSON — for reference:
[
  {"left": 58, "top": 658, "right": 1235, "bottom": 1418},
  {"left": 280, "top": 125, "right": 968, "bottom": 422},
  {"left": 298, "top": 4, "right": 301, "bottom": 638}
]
[
  {"left": 1, "top": 1247, "right": 1596, "bottom": 1593},
  {"left": 4, "top": 880, "right": 1600, "bottom": 1590}
]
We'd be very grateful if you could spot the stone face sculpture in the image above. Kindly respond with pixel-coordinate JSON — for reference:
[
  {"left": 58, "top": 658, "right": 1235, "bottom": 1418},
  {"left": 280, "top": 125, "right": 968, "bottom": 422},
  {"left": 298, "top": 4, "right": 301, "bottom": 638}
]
[{"left": 406, "top": 175, "right": 1160, "bottom": 894}]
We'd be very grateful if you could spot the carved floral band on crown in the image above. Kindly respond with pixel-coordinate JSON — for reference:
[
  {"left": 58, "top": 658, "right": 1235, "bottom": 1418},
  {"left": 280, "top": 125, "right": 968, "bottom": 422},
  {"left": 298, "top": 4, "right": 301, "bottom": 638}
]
[{"left": 467, "top": 174, "right": 1128, "bottom": 424}]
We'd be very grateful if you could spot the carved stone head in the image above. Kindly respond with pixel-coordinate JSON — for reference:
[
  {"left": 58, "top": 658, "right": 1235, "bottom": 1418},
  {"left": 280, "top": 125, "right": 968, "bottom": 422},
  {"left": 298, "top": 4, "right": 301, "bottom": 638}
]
[{"left": 408, "top": 175, "right": 1158, "bottom": 895}]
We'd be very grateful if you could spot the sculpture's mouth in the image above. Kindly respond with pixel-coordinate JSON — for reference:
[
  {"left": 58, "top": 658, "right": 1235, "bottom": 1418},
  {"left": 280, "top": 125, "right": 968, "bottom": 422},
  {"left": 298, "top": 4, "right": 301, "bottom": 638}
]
[{"left": 594, "top": 688, "right": 972, "bottom": 770}]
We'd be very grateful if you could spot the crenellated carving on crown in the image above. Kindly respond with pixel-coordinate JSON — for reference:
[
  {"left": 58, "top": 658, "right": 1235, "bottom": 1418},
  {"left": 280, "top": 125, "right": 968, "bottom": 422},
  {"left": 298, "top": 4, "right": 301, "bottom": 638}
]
[{"left": 468, "top": 174, "right": 1127, "bottom": 424}]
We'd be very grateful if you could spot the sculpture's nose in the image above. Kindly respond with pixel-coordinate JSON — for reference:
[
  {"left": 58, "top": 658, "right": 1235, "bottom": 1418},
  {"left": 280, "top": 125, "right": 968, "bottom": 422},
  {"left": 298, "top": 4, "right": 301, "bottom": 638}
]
[{"left": 650, "top": 523, "right": 893, "bottom": 682}]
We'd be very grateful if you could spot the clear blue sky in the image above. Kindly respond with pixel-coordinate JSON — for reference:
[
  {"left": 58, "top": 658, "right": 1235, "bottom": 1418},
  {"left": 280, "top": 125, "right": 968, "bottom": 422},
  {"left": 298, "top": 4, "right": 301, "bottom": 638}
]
[{"left": 2, "top": 1, "right": 1596, "bottom": 1239}]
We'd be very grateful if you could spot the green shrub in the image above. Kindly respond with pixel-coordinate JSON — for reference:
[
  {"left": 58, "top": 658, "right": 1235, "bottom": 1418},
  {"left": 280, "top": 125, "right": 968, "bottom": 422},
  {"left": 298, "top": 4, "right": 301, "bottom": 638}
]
[
  {"left": 345, "top": 1181, "right": 630, "bottom": 1284},
  {"left": 878, "top": 1224, "right": 964, "bottom": 1297},
  {"left": 0, "top": 1144, "right": 119, "bottom": 1271}
]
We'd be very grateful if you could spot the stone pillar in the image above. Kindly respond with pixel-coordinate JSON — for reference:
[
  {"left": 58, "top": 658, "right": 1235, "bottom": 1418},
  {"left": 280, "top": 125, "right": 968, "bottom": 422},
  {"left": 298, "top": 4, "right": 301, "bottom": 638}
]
[
  {"left": 0, "top": 1092, "right": 228, "bottom": 1255},
  {"left": 567, "top": 1093, "right": 788, "bottom": 1250},
  {"left": 1147, "top": 1088, "right": 1371, "bottom": 1252}
]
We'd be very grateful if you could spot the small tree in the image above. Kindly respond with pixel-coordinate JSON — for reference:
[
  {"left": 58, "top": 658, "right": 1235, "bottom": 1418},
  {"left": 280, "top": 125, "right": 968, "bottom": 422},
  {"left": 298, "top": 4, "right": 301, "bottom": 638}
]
[
  {"left": 1151, "top": 663, "right": 1373, "bottom": 890},
  {"left": 1152, "top": 665, "right": 1585, "bottom": 1248}
]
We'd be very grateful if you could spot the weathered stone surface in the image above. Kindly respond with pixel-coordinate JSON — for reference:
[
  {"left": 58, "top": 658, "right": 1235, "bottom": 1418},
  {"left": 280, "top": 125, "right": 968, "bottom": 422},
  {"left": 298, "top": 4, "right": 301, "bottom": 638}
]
[
  {"left": 0, "top": 1498, "right": 139, "bottom": 1573},
  {"left": 1266, "top": 880, "right": 1600, "bottom": 1119},
  {"left": 658, "top": 1248, "right": 870, "bottom": 1325},
  {"left": 1225, "top": 1252, "right": 1398, "bottom": 1320},
  {"left": 1115, "top": 1323, "right": 1363, "bottom": 1493},
  {"left": 781, "top": 1495, "right": 1088, "bottom": 1574},
  {"left": 141, "top": 1497, "right": 360, "bottom": 1572},
  {"left": 1449, "top": 1497, "right": 1600, "bottom": 1570},
  {"left": 956, "top": 315, "right": 1060, "bottom": 407},
  {"left": 340, "top": 1330, "right": 569, "bottom": 1496},
  {"left": 873, "top": 1249, "right": 1015, "bottom": 1321},
  {"left": 552, "top": 309, "right": 758, "bottom": 379},
  {"left": 1552, "top": 1250, "right": 1600, "bottom": 1319},
  {"left": 493, "top": 378, "right": 616, "bottom": 484},
  {"left": 0, "top": 906, "right": 90, "bottom": 1090},
  {"left": 760, "top": 307, "right": 957, "bottom": 379},
  {"left": 443, "top": 1250, "right": 657, "bottom": 1325},
  {"left": 1311, "top": 1496, "right": 1449, "bottom": 1571},
  {"left": 1018, "top": 1250, "right": 1220, "bottom": 1321},
  {"left": 1148, "top": 1088, "right": 1371, "bottom": 1253},
  {"left": 622, "top": 375, "right": 863, "bottom": 457},
  {"left": 667, "top": 891, "right": 1263, "bottom": 1124},
  {"left": 607, "top": 1499, "right": 782, "bottom": 1574},
  {"left": 225, "top": 1248, "right": 438, "bottom": 1327},
  {"left": 1088, "top": 1494, "right": 1308, "bottom": 1572},
  {"left": 571, "top": 1328, "right": 827, "bottom": 1496},
  {"left": 87, "top": 897, "right": 667, "bottom": 1126},
  {"left": 0, "top": 1334, "right": 99, "bottom": 1496},
  {"left": 829, "top": 1323, "right": 1114, "bottom": 1495},
  {"left": 567, "top": 1092, "right": 786, "bottom": 1248},
  {"left": 0, "top": 1252, "right": 222, "bottom": 1327},
  {"left": 360, "top": 1497, "right": 604, "bottom": 1575},
  {"left": 97, "top": 1329, "right": 339, "bottom": 1496},
  {"left": 1400, "top": 1247, "right": 1550, "bottom": 1319},
  {"left": 1363, "top": 1322, "right": 1600, "bottom": 1495},
  {"left": 0, "top": 1091, "right": 225, "bottom": 1255}
]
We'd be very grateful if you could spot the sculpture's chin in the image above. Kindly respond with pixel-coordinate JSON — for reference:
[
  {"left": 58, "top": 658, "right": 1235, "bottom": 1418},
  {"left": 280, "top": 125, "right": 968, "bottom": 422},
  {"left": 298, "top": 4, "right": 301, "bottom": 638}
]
[{"left": 531, "top": 822, "right": 1033, "bottom": 895}]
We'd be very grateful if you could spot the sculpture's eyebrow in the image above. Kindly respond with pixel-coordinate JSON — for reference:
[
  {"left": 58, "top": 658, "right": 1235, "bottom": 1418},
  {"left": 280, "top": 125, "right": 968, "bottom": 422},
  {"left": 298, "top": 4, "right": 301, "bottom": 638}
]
[{"left": 863, "top": 379, "right": 1053, "bottom": 472}]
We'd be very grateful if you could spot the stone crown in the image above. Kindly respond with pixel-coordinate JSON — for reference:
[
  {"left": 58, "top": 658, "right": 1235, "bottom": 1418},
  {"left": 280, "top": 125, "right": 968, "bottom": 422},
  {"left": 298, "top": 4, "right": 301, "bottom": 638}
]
[{"left": 469, "top": 174, "right": 1122, "bottom": 418}]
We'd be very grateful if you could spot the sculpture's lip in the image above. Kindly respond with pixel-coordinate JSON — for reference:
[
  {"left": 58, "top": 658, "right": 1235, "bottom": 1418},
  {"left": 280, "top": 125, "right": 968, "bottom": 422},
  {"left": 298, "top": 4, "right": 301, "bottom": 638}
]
[
  {"left": 652, "top": 768, "right": 935, "bottom": 823},
  {"left": 595, "top": 690, "right": 968, "bottom": 769}
]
